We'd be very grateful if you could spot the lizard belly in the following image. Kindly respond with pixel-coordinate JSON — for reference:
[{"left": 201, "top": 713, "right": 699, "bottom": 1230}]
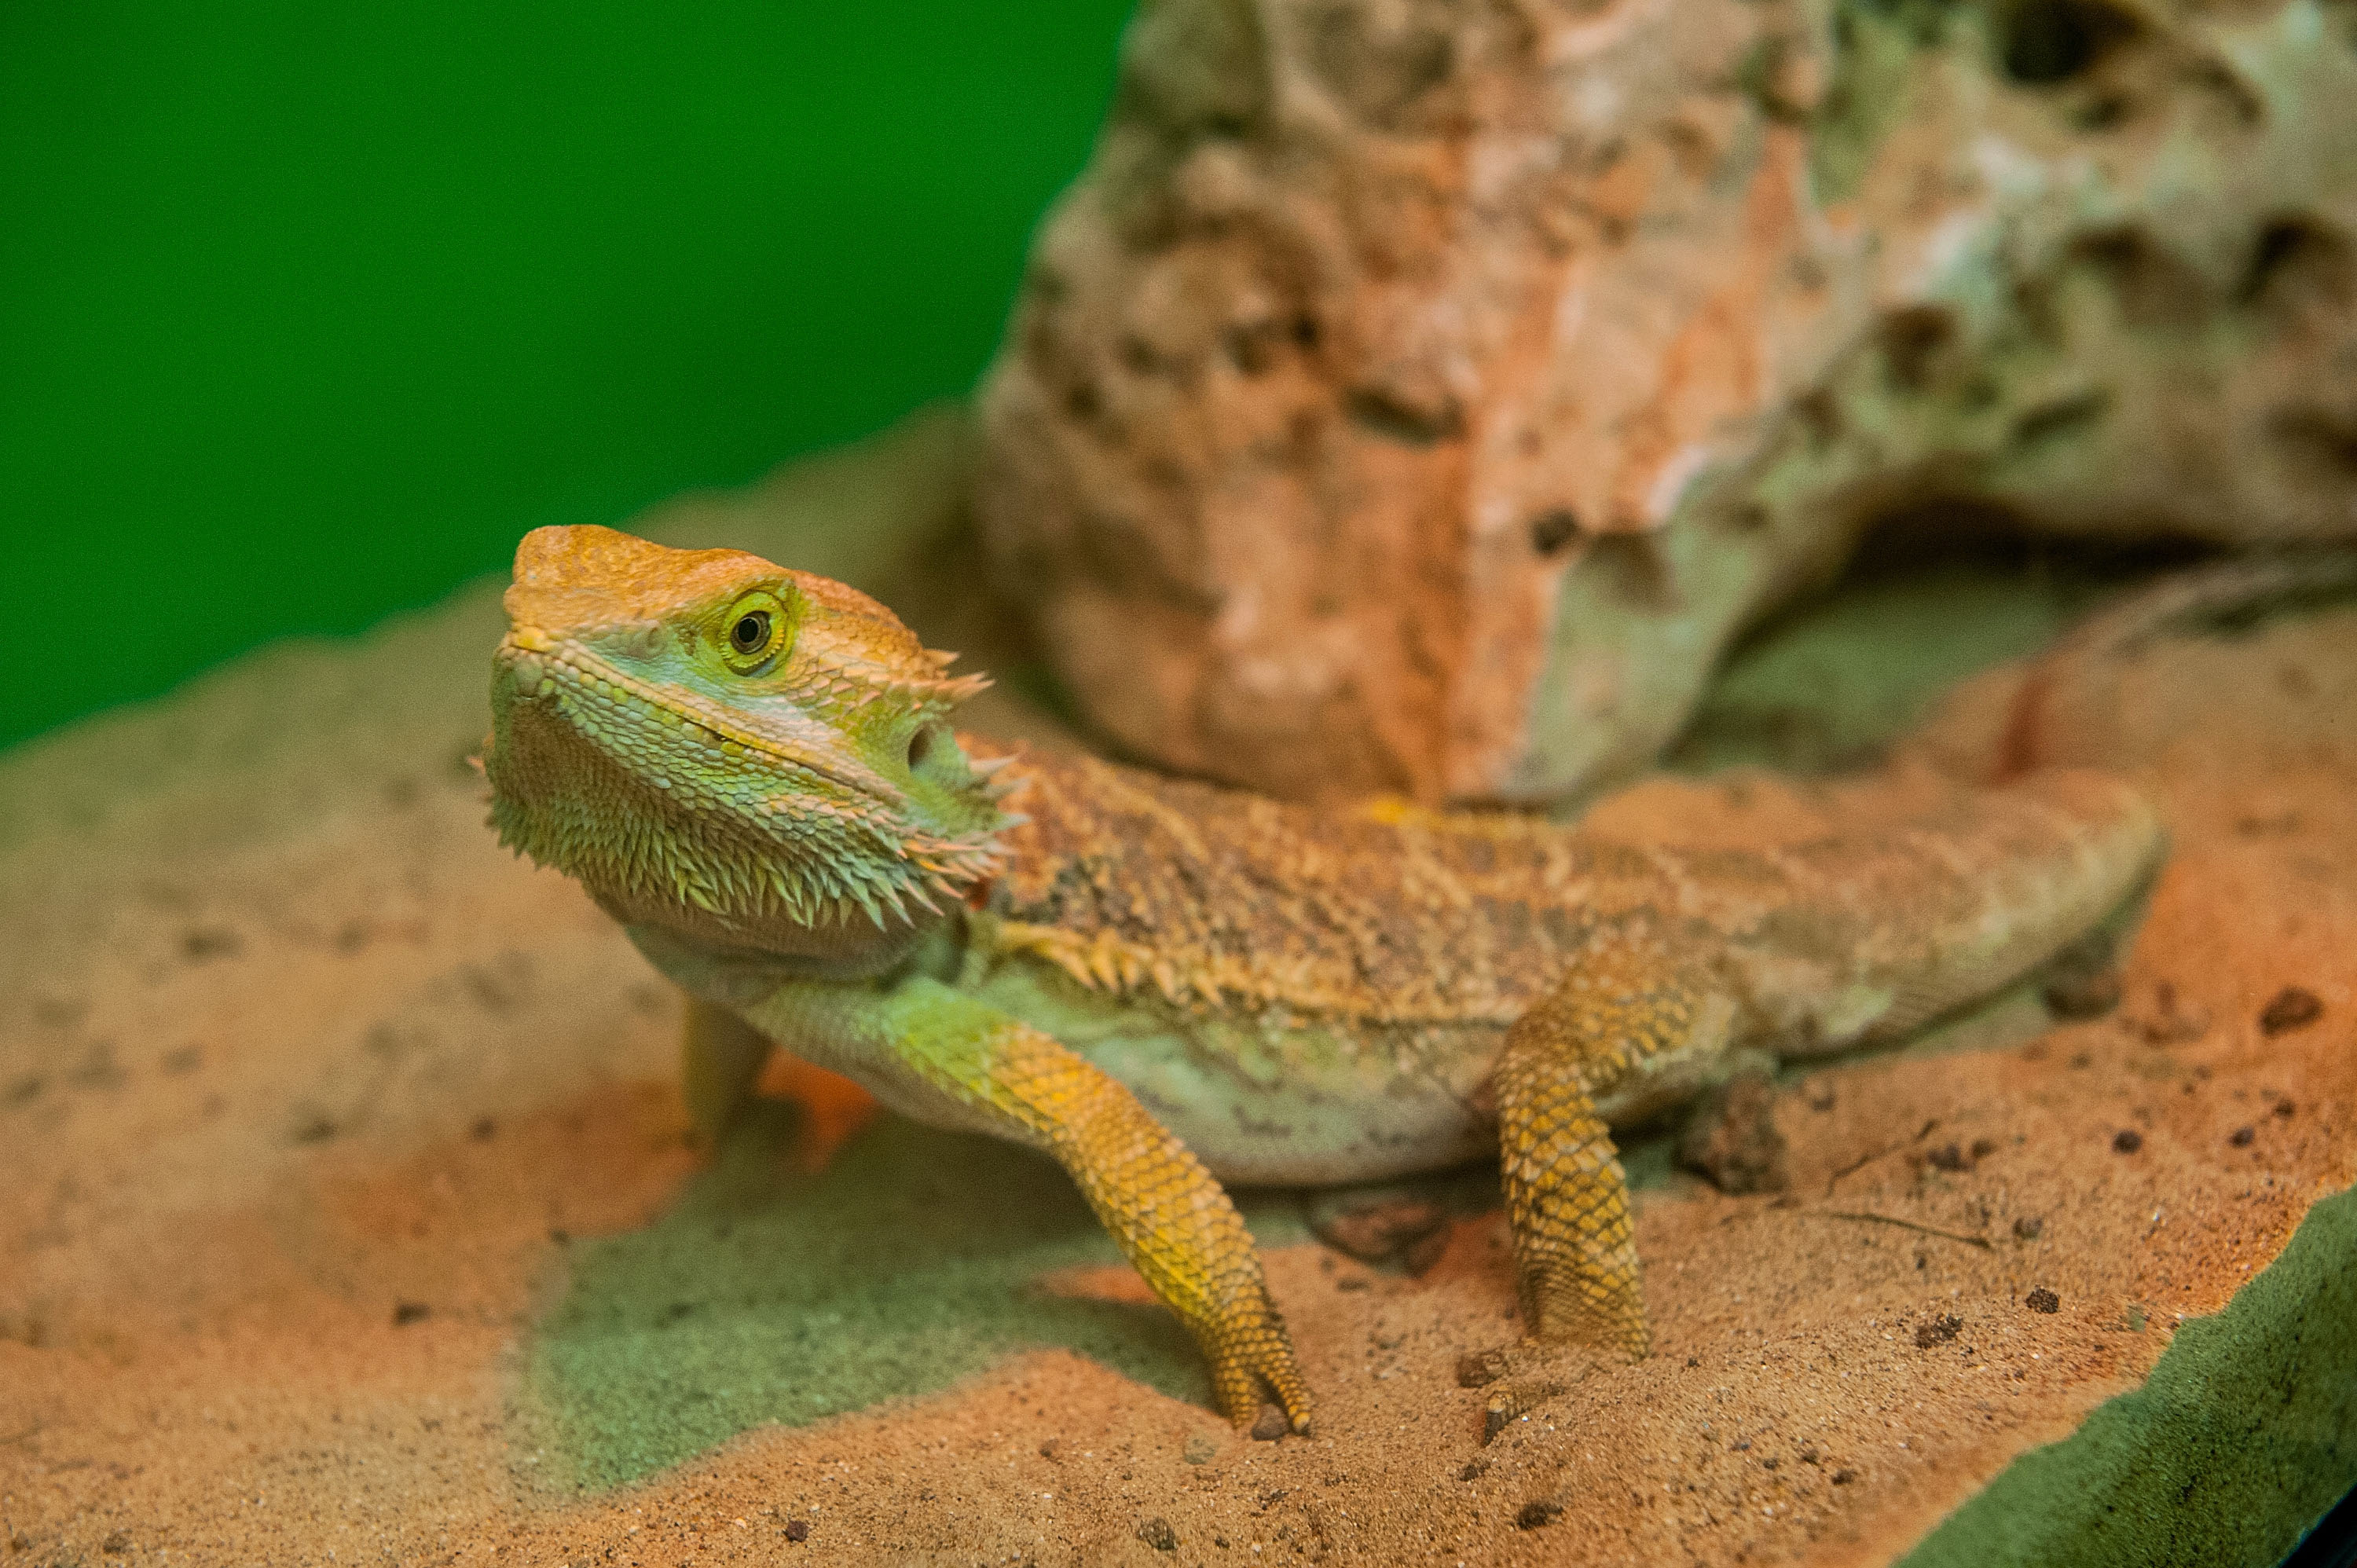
[{"left": 966, "top": 962, "right": 1500, "bottom": 1186}]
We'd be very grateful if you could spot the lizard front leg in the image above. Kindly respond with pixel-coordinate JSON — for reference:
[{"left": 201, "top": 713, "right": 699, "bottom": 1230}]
[
  {"left": 748, "top": 976, "right": 1313, "bottom": 1434},
  {"left": 681, "top": 995, "right": 772, "bottom": 1144},
  {"left": 1497, "top": 927, "right": 1729, "bottom": 1357}
]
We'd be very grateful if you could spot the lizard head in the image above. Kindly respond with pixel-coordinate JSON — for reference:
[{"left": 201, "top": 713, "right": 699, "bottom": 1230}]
[{"left": 483, "top": 524, "right": 1010, "bottom": 965}]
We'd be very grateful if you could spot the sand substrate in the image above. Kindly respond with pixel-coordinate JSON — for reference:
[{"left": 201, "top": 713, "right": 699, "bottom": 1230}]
[{"left": 3, "top": 423, "right": 2352, "bottom": 1565}]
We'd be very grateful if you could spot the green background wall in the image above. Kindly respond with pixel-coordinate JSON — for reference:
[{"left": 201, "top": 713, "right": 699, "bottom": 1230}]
[{"left": 0, "top": 1, "right": 1131, "bottom": 752}]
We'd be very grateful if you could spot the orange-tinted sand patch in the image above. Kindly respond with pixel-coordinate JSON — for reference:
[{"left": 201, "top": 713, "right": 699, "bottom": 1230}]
[{"left": 2, "top": 537, "right": 2349, "bottom": 1564}]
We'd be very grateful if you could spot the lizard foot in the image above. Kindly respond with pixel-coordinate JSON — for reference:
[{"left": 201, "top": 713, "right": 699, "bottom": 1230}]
[
  {"left": 1500, "top": 1090, "right": 1652, "bottom": 1358},
  {"left": 1204, "top": 1285, "right": 1314, "bottom": 1434},
  {"left": 1497, "top": 929, "right": 1727, "bottom": 1360}
]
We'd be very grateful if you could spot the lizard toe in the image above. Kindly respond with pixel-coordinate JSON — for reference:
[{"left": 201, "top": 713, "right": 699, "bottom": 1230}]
[{"left": 1207, "top": 1302, "right": 1314, "bottom": 1434}]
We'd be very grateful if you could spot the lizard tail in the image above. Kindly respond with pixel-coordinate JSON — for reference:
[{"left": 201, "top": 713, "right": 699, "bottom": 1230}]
[
  {"left": 1865, "top": 768, "right": 2169, "bottom": 1046},
  {"left": 2044, "top": 548, "right": 2357, "bottom": 665},
  {"left": 1985, "top": 548, "right": 2357, "bottom": 782}
]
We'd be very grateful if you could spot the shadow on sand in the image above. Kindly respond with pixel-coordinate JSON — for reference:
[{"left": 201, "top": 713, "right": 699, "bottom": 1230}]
[{"left": 521, "top": 1099, "right": 1310, "bottom": 1489}]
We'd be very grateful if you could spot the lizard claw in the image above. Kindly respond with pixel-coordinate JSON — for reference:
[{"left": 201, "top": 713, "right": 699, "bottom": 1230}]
[{"left": 1206, "top": 1294, "right": 1314, "bottom": 1435}]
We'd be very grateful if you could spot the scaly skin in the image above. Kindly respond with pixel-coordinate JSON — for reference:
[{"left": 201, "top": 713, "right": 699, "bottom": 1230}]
[{"left": 482, "top": 525, "right": 2168, "bottom": 1433}]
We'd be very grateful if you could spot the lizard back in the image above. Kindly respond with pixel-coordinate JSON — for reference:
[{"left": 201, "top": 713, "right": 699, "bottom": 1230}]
[{"left": 972, "top": 740, "right": 2164, "bottom": 1054}]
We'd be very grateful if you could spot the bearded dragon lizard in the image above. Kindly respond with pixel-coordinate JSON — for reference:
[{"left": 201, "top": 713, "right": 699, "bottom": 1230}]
[{"left": 482, "top": 525, "right": 2165, "bottom": 1435}]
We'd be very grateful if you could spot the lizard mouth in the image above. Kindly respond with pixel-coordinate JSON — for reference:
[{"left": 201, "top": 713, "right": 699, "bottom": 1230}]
[{"left": 485, "top": 622, "right": 1007, "bottom": 937}]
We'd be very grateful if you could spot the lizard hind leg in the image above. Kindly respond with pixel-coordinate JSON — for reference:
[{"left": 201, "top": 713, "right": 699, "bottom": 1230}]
[
  {"left": 1497, "top": 929, "right": 1731, "bottom": 1358},
  {"left": 681, "top": 995, "right": 774, "bottom": 1146}
]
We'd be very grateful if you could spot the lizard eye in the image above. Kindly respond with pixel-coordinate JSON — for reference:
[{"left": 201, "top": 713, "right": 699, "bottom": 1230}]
[{"left": 717, "top": 589, "right": 791, "bottom": 672}]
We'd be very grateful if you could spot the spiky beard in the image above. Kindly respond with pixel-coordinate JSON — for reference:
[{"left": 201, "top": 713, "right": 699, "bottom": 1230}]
[{"left": 485, "top": 691, "right": 1006, "bottom": 949}]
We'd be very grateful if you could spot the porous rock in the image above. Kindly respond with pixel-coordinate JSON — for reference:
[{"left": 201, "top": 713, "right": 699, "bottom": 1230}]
[
  {"left": 1677, "top": 1068, "right": 1791, "bottom": 1194},
  {"left": 1307, "top": 1185, "right": 1450, "bottom": 1263},
  {"left": 980, "top": 0, "right": 2357, "bottom": 803}
]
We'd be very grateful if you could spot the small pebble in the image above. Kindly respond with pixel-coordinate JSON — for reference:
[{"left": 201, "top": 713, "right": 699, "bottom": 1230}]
[
  {"left": 1914, "top": 1314, "right": 1963, "bottom": 1348},
  {"left": 391, "top": 1302, "right": 431, "bottom": 1327},
  {"left": 291, "top": 1112, "right": 340, "bottom": 1145},
  {"left": 2025, "top": 1288, "right": 2061, "bottom": 1314},
  {"left": 1832, "top": 1469, "right": 1857, "bottom": 1485},
  {"left": 1136, "top": 1517, "right": 1178, "bottom": 1552},
  {"left": 1516, "top": 1501, "right": 1563, "bottom": 1530},
  {"left": 784, "top": 1519, "right": 809, "bottom": 1543},
  {"left": 1402, "top": 1226, "right": 1452, "bottom": 1277},
  {"left": 2013, "top": 1216, "right": 2044, "bottom": 1241},
  {"left": 2258, "top": 987, "right": 2322, "bottom": 1036},
  {"left": 1677, "top": 1071, "right": 1790, "bottom": 1194},
  {"left": 1309, "top": 1192, "right": 1448, "bottom": 1265},
  {"left": 181, "top": 927, "right": 242, "bottom": 962},
  {"left": 2273, "top": 1099, "right": 2296, "bottom": 1119},
  {"left": 2231, "top": 1126, "right": 2256, "bottom": 1147},
  {"left": 1458, "top": 1459, "right": 1489, "bottom": 1482},
  {"left": 2044, "top": 965, "right": 2122, "bottom": 1020},
  {"left": 2112, "top": 1129, "right": 2143, "bottom": 1155},
  {"left": 1182, "top": 1434, "right": 1217, "bottom": 1466},
  {"left": 1456, "top": 1348, "right": 1508, "bottom": 1388}
]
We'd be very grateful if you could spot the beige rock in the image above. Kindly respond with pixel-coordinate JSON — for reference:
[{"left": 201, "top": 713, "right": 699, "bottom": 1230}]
[{"left": 979, "top": 0, "right": 2357, "bottom": 803}]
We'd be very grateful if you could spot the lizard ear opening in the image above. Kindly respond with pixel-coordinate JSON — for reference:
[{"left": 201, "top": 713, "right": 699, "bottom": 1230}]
[{"left": 905, "top": 721, "right": 993, "bottom": 808}]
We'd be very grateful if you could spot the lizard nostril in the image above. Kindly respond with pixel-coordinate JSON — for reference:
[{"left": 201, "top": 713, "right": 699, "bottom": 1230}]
[{"left": 907, "top": 727, "right": 934, "bottom": 771}]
